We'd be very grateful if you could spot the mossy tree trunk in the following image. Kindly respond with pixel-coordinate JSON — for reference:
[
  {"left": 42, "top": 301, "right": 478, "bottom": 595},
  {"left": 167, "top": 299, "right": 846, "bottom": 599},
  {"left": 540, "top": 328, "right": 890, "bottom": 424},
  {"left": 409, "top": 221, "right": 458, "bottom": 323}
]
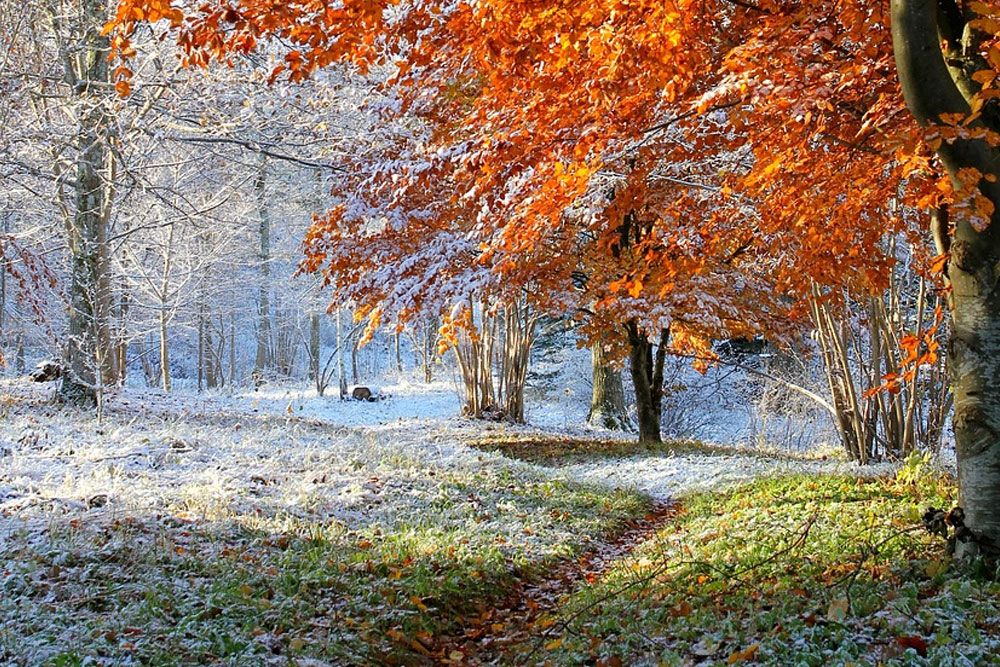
[
  {"left": 587, "top": 340, "right": 630, "bottom": 430},
  {"left": 892, "top": 0, "right": 1000, "bottom": 558}
]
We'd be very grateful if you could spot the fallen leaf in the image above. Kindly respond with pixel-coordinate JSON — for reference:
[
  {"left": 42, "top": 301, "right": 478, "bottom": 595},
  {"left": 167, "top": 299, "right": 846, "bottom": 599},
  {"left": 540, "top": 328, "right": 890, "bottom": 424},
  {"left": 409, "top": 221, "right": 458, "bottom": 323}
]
[
  {"left": 897, "top": 635, "right": 929, "bottom": 656},
  {"left": 827, "top": 597, "right": 849, "bottom": 622},
  {"left": 728, "top": 643, "right": 759, "bottom": 663},
  {"left": 670, "top": 600, "right": 694, "bottom": 617}
]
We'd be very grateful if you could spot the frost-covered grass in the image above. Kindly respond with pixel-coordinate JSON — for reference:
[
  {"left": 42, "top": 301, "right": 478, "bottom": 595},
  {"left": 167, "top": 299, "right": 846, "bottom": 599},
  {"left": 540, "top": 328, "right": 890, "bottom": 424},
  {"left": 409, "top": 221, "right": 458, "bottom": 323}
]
[
  {"left": 2, "top": 379, "right": 965, "bottom": 665},
  {"left": 0, "top": 381, "right": 648, "bottom": 664},
  {"left": 534, "top": 469, "right": 1000, "bottom": 666}
]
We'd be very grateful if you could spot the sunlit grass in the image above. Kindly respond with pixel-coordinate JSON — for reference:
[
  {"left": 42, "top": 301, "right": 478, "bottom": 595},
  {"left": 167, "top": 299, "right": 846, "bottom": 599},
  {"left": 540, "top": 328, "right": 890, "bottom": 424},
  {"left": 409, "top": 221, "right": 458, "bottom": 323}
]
[{"left": 532, "top": 467, "right": 1000, "bottom": 666}]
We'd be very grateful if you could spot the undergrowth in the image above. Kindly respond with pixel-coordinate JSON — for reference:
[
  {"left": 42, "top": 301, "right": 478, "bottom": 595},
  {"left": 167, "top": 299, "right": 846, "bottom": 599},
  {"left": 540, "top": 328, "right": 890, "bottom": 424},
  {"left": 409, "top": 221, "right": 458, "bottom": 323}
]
[{"left": 528, "top": 466, "right": 1000, "bottom": 666}]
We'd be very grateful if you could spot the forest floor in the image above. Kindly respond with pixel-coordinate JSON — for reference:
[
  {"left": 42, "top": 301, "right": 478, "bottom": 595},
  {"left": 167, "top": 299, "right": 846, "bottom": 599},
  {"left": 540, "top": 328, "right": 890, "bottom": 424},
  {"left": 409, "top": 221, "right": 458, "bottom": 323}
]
[{"left": 0, "top": 379, "right": 997, "bottom": 665}]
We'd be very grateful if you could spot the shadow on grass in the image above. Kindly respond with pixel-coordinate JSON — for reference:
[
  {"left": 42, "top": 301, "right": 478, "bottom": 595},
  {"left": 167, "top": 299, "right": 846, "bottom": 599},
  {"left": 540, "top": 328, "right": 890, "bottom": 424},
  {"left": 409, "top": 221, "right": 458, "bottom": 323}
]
[{"left": 468, "top": 435, "right": 831, "bottom": 466}]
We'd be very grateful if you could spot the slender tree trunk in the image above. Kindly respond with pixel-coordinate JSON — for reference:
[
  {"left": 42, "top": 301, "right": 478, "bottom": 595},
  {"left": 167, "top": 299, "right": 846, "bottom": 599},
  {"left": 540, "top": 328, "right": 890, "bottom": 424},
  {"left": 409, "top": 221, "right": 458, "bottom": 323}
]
[
  {"left": 253, "top": 158, "right": 271, "bottom": 381},
  {"left": 892, "top": 0, "right": 1000, "bottom": 557},
  {"left": 159, "top": 309, "right": 171, "bottom": 392},
  {"left": 204, "top": 311, "right": 218, "bottom": 389},
  {"left": 588, "top": 339, "right": 630, "bottom": 430},
  {"left": 228, "top": 313, "right": 236, "bottom": 389},
  {"left": 394, "top": 331, "right": 402, "bottom": 373},
  {"left": 117, "top": 292, "right": 128, "bottom": 385},
  {"left": 310, "top": 312, "right": 321, "bottom": 388},
  {"left": 625, "top": 321, "right": 668, "bottom": 443},
  {"left": 337, "top": 309, "right": 347, "bottom": 398},
  {"left": 14, "top": 333, "right": 24, "bottom": 372},
  {"left": 351, "top": 332, "right": 359, "bottom": 385},
  {"left": 423, "top": 317, "right": 436, "bottom": 382},
  {"left": 197, "top": 302, "right": 205, "bottom": 392},
  {"left": 158, "top": 222, "right": 174, "bottom": 392}
]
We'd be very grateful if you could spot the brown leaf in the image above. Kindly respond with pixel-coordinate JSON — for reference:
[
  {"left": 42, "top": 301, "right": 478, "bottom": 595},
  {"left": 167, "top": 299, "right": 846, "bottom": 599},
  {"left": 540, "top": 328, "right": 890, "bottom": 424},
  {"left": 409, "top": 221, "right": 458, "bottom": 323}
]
[{"left": 897, "top": 635, "right": 929, "bottom": 656}]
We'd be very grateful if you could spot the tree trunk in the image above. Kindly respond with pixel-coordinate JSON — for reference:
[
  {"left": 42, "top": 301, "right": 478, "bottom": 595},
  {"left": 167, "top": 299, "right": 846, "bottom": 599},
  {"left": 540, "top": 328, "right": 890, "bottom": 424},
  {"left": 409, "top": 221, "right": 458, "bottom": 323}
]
[
  {"left": 310, "top": 312, "right": 321, "bottom": 388},
  {"left": 337, "top": 308, "right": 347, "bottom": 398},
  {"left": 424, "top": 319, "right": 434, "bottom": 382},
  {"left": 228, "top": 313, "right": 236, "bottom": 389},
  {"left": 625, "top": 322, "right": 668, "bottom": 443},
  {"left": 117, "top": 292, "right": 128, "bottom": 385},
  {"left": 351, "top": 332, "right": 359, "bottom": 385},
  {"left": 394, "top": 331, "right": 402, "bottom": 373},
  {"left": 59, "top": 0, "right": 116, "bottom": 404},
  {"left": 253, "top": 158, "right": 271, "bottom": 381},
  {"left": 159, "top": 307, "right": 171, "bottom": 392},
  {"left": 158, "top": 222, "right": 174, "bottom": 392},
  {"left": 498, "top": 299, "right": 537, "bottom": 423},
  {"left": 588, "top": 340, "right": 630, "bottom": 430},
  {"left": 892, "top": 0, "right": 1000, "bottom": 558},
  {"left": 204, "top": 313, "right": 218, "bottom": 389}
]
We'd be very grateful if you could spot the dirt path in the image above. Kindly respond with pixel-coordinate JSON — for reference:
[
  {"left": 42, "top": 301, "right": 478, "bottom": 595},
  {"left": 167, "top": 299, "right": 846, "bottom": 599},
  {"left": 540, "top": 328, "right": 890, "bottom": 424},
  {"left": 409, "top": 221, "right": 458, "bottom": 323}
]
[{"left": 439, "top": 501, "right": 678, "bottom": 666}]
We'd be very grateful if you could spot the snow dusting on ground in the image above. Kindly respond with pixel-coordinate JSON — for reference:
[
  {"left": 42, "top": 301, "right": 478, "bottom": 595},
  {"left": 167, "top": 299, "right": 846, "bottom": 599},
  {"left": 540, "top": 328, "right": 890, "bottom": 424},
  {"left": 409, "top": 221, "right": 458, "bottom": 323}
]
[
  {"left": 554, "top": 453, "right": 898, "bottom": 501},
  {"left": 0, "top": 377, "right": 914, "bottom": 527},
  {"left": 1, "top": 376, "right": 949, "bottom": 664}
]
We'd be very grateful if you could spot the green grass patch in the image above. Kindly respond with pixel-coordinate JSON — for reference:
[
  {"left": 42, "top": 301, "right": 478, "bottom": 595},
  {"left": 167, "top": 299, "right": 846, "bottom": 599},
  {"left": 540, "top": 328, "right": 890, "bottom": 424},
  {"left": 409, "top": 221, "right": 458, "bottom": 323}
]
[{"left": 532, "top": 468, "right": 1000, "bottom": 665}]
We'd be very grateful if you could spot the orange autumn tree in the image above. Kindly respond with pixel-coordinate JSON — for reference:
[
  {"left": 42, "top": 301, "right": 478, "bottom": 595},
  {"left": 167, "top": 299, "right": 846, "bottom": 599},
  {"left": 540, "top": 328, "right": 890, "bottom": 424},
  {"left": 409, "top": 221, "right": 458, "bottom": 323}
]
[{"left": 109, "top": 0, "right": 1000, "bottom": 557}]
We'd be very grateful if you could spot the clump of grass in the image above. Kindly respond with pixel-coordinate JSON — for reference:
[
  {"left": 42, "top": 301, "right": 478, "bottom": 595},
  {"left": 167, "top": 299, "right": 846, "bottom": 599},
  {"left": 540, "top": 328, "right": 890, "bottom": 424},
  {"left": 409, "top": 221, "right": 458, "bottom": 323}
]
[{"left": 531, "top": 469, "right": 1000, "bottom": 665}]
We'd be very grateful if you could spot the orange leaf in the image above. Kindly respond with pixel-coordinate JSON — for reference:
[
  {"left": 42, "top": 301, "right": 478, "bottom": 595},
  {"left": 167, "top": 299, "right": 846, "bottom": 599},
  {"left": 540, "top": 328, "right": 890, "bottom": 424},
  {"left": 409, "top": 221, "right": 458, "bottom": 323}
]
[{"left": 728, "top": 643, "right": 760, "bottom": 663}]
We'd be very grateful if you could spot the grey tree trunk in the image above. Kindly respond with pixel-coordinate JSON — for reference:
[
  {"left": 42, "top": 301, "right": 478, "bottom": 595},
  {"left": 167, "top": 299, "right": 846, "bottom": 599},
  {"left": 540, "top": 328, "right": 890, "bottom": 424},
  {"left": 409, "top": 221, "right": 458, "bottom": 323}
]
[
  {"left": 337, "top": 308, "right": 347, "bottom": 399},
  {"left": 253, "top": 158, "right": 271, "bottom": 381},
  {"left": 310, "top": 312, "right": 321, "bottom": 388},
  {"left": 394, "top": 332, "right": 402, "bottom": 373},
  {"left": 892, "top": 0, "right": 1000, "bottom": 558},
  {"left": 59, "top": 0, "right": 117, "bottom": 404},
  {"left": 424, "top": 319, "right": 434, "bottom": 383},
  {"left": 587, "top": 341, "right": 630, "bottom": 430},
  {"left": 351, "top": 332, "right": 359, "bottom": 385},
  {"left": 158, "top": 222, "right": 175, "bottom": 392},
  {"left": 229, "top": 313, "right": 236, "bottom": 389},
  {"left": 117, "top": 292, "right": 128, "bottom": 385},
  {"left": 197, "top": 303, "right": 205, "bottom": 392}
]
